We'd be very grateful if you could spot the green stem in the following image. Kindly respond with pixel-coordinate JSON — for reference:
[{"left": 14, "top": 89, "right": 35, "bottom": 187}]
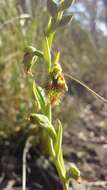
[
  {"left": 47, "top": 106, "right": 69, "bottom": 190},
  {"left": 54, "top": 158, "right": 69, "bottom": 190},
  {"left": 48, "top": 138, "right": 69, "bottom": 190},
  {"left": 43, "top": 4, "right": 70, "bottom": 188}
]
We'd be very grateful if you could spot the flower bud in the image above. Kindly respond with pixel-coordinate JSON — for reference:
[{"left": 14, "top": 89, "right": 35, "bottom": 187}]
[
  {"left": 66, "top": 163, "right": 81, "bottom": 183},
  {"left": 30, "top": 113, "right": 56, "bottom": 141},
  {"left": 23, "top": 46, "right": 37, "bottom": 75}
]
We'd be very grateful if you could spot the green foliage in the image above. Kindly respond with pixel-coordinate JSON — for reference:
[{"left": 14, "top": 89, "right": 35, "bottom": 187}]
[
  {"left": 55, "top": 120, "right": 63, "bottom": 160},
  {"left": 33, "top": 81, "right": 46, "bottom": 112}
]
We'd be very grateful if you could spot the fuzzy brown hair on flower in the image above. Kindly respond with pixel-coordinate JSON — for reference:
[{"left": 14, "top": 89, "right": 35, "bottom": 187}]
[{"left": 46, "top": 62, "right": 68, "bottom": 106}]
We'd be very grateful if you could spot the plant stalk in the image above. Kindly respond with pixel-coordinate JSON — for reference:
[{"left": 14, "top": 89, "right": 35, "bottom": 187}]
[{"left": 47, "top": 106, "right": 69, "bottom": 190}]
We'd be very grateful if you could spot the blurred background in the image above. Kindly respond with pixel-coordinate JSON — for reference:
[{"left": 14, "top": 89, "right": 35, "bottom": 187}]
[{"left": 0, "top": 0, "right": 107, "bottom": 190}]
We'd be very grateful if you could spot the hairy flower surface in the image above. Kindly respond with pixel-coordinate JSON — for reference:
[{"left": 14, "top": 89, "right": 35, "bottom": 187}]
[{"left": 46, "top": 63, "right": 68, "bottom": 106}]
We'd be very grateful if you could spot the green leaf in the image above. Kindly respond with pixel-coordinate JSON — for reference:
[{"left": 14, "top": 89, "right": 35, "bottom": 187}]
[
  {"left": 55, "top": 120, "right": 62, "bottom": 159},
  {"left": 47, "top": 0, "right": 59, "bottom": 17},
  {"left": 30, "top": 113, "right": 56, "bottom": 141},
  {"left": 59, "top": 0, "right": 75, "bottom": 11},
  {"left": 45, "top": 103, "right": 52, "bottom": 122},
  {"left": 43, "top": 36, "right": 51, "bottom": 71},
  {"left": 33, "top": 81, "right": 46, "bottom": 111},
  {"left": 58, "top": 13, "right": 73, "bottom": 27}
]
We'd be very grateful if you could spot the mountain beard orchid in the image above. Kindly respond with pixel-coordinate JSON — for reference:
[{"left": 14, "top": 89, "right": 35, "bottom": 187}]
[{"left": 22, "top": 1, "right": 83, "bottom": 190}]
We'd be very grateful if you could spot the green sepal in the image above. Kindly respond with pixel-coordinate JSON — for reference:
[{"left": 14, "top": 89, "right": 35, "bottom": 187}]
[
  {"left": 47, "top": 0, "right": 59, "bottom": 17},
  {"left": 33, "top": 81, "right": 46, "bottom": 112},
  {"left": 59, "top": 0, "right": 75, "bottom": 11},
  {"left": 43, "top": 36, "right": 51, "bottom": 71},
  {"left": 30, "top": 113, "right": 56, "bottom": 141}
]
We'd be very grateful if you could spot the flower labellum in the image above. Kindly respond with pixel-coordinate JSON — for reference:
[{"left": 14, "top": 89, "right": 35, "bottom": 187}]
[{"left": 46, "top": 63, "right": 68, "bottom": 106}]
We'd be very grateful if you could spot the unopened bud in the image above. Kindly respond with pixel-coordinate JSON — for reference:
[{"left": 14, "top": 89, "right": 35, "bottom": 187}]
[{"left": 66, "top": 163, "right": 81, "bottom": 183}]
